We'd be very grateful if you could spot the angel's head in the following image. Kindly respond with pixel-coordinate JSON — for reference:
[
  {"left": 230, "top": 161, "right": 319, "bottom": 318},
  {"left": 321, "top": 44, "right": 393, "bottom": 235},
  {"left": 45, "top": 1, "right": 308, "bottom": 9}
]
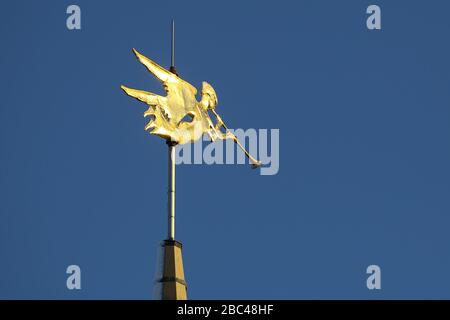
[{"left": 200, "top": 81, "right": 218, "bottom": 110}]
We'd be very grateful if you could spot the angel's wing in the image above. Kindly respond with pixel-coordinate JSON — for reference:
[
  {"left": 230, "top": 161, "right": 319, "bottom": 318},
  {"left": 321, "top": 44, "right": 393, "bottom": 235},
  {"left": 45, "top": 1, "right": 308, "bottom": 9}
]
[
  {"left": 120, "top": 86, "right": 161, "bottom": 106},
  {"left": 132, "top": 48, "right": 197, "bottom": 93},
  {"left": 131, "top": 49, "right": 199, "bottom": 124}
]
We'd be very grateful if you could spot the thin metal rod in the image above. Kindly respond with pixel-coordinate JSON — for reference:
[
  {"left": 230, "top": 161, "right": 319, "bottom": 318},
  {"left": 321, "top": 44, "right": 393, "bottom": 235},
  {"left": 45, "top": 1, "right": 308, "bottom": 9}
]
[
  {"left": 168, "top": 143, "right": 176, "bottom": 240},
  {"left": 171, "top": 20, "right": 175, "bottom": 68},
  {"left": 167, "top": 20, "right": 176, "bottom": 240}
]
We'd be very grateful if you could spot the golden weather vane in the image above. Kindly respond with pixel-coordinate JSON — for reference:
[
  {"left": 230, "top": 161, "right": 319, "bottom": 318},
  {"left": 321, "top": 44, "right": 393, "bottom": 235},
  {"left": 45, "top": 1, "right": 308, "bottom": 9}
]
[
  {"left": 120, "top": 21, "right": 262, "bottom": 300},
  {"left": 120, "top": 50, "right": 261, "bottom": 167}
]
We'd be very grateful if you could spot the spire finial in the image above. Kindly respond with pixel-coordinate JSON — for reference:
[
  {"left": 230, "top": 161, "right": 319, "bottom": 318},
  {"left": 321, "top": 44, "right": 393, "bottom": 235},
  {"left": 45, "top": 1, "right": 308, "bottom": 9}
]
[{"left": 170, "top": 19, "right": 177, "bottom": 75}]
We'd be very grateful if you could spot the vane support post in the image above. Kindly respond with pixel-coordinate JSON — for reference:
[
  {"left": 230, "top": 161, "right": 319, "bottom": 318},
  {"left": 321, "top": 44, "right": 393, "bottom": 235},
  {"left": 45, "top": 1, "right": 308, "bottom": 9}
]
[
  {"left": 167, "top": 140, "right": 176, "bottom": 240},
  {"left": 153, "top": 21, "right": 187, "bottom": 300},
  {"left": 167, "top": 19, "right": 177, "bottom": 241}
]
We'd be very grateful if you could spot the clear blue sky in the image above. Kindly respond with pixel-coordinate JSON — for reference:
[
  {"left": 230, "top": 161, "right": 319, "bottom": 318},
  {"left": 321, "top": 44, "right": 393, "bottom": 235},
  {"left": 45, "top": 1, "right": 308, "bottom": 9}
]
[{"left": 1, "top": 0, "right": 450, "bottom": 299}]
